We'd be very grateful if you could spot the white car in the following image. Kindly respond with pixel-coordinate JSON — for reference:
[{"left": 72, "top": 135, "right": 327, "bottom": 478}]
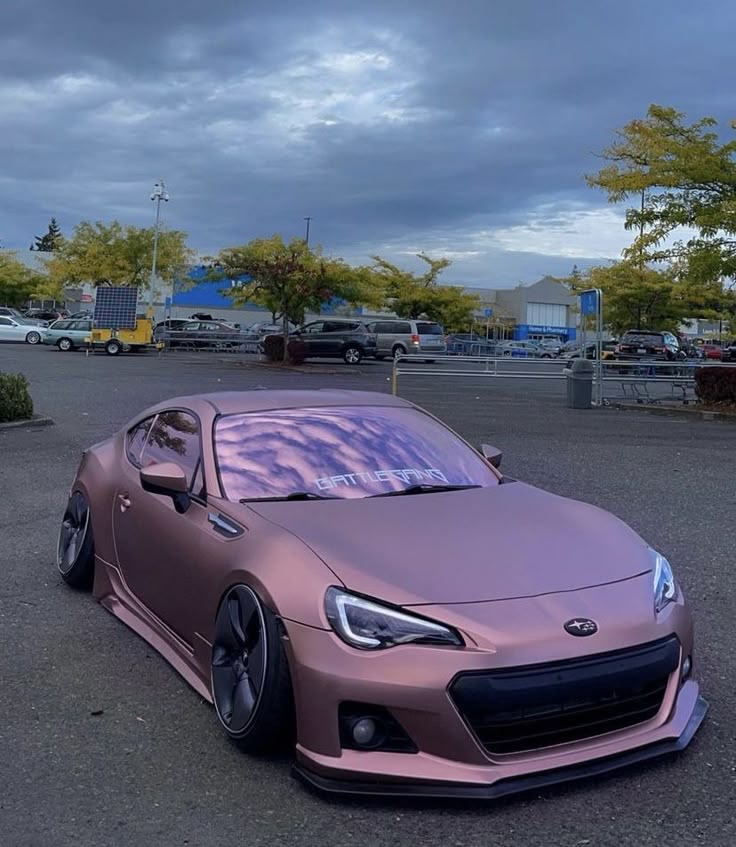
[{"left": 0, "top": 316, "right": 44, "bottom": 344}]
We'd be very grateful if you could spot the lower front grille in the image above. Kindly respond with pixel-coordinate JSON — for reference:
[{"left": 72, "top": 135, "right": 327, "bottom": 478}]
[{"left": 450, "top": 636, "right": 680, "bottom": 755}]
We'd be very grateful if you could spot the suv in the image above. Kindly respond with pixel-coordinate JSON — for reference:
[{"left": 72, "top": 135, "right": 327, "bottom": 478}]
[
  {"left": 292, "top": 319, "right": 377, "bottom": 364},
  {"left": 616, "top": 330, "right": 683, "bottom": 361},
  {"left": 364, "top": 319, "right": 446, "bottom": 360}
]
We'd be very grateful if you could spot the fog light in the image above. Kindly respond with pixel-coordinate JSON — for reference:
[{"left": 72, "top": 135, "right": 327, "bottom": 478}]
[
  {"left": 351, "top": 717, "right": 377, "bottom": 747},
  {"left": 682, "top": 656, "right": 692, "bottom": 679}
]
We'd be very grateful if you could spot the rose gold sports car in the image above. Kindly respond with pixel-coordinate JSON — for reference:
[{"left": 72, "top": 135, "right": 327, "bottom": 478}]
[{"left": 57, "top": 389, "right": 707, "bottom": 798}]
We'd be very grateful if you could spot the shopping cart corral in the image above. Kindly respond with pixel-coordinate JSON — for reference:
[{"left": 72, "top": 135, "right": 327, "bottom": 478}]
[{"left": 601, "top": 360, "right": 703, "bottom": 406}]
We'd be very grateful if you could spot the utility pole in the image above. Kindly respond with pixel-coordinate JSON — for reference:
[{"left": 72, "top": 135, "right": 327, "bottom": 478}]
[
  {"left": 303, "top": 216, "right": 311, "bottom": 246},
  {"left": 148, "top": 179, "right": 169, "bottom": 313}
]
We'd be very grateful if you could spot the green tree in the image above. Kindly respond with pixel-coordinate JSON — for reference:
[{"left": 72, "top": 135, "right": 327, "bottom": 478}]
[
  {"left": 0, "top": 251, "right": 45, "bottom": 307},
  {"left": 588, "top": 104, "right": 736, "bottom": 285},
  {"left": 211, "top": 235, "right": 380, "bottom": 360},
  {"left": 566, "top": 260, "right": 729, "bottom": 337},
  {"left": 43, "top": 220, "right": 195, "bottom": 290},
  {"left": 370, "top": 253, "right": 479, "bottom": 330},
  {"left": 31, "top": 217, "right": 63, "bottom": 252}
]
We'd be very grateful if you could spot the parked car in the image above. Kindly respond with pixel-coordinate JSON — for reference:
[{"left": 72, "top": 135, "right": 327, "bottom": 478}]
[
  {"left": 700, "top": 342, "right": 724, "bottom": 361},
  {"left": 497, "top": 341, "right": 552, "bottom": 358},
  {"left": 153, "top": 319, "right": 191, "bottom": 341},
  {"left": 0, "top": 315, "right": 44, "bottom": 344},
  {"left": 42, "top": 318, "right": 93, "bottom": 351},
  {"left": 722, "top": 342, "right": 736, "bottom": 362},
  {"left": 445, "top": 333, "right": 498, "bottom": 356},
  {"left": 561, "top": 341, "right": 617, "bottom": 361},
  {"left": 364, "top": 319, "right": 446, "bottom": 360},
  {"left": 0, "top": 306, "right": 47, "bottom": 326},
  {"left": 162, "top": 320, "right": 243, "bottom": 349},
  {"left": 537, "top": 338, "right": 564, "bottom": 355},
  {"left": 24, "top": 307, "right": 69, "bottom": 322},
  {"left": 56, "top": 388, "right": 706, "bottom": 798},
  {"left": 616, "top": 330, "right": 683, "bottom": 361},
  {"left": 291, "top": 319, "right": 377, "bottom": 364},
  {"left": 247, "top": 320, "right": 297, "bottom": 339}
]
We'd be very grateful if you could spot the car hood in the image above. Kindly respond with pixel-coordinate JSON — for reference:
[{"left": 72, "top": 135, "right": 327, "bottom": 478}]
[{"left": 247, "top": 482, "right": 652, "bottom": 606}]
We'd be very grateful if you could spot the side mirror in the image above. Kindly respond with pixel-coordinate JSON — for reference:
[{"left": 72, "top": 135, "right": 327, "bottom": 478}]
[
  {"left": 140, "top": 462, "right": 191, "bottom": 513},
  {"left": 480, "top": 443, "right": 503, "bottom": 469}
]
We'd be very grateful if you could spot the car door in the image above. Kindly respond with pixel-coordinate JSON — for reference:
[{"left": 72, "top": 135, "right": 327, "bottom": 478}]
[
  {"left": 321, "top": 321, "right": 351, "bottom": 355},
  {"left": 0, "top": 317, "right": 17, "bottom": 341},
  {"left": 111, "top": 410, "right": 209, "bottom": 643},
  {"left": 299, "top": 321, "right": 327, "bottom": 355}
]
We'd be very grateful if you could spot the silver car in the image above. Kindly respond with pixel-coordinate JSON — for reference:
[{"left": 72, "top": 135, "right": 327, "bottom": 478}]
[
  {"left": 42, "top": 318, "right": 93, "bottom": 351},
  {"left": 365, "top": 319, "right": 447, "bottom": 360},
  {"left": 0, "top": 315, "right": 44, "bottom": 344}
]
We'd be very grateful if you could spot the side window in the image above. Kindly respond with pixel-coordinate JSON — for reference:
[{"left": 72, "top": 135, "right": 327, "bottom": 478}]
[
  {"left": 0, "top": 317, "right": 12, "bottom": 326},
  {"left": 126, "top": 416, "right": 156, "bottom": 466},
  {"left": 140, "top": 410, "right": 201, "bottom": 488},
  {"left": 303, "top": 322, "right": 324, "bottom": 334}
]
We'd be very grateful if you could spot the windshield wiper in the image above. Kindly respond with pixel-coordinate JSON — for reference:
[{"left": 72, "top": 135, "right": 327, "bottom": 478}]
[
  {"left": 239, "top": 491, "right": 337, "bottom": 503},
  {"left": 367, "top": 484, "right": 481, "bottom": 498}
]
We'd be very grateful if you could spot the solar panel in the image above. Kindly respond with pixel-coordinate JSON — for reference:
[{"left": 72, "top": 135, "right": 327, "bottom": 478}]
[{"left": 93, "top": 286, "right": 139, "bottom": 329}]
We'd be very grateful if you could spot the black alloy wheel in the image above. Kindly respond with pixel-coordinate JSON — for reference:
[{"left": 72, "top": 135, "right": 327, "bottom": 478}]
[
  {"left": 57, "top": 491, "right": 95, "bottom": 588},
  {"left": 211, "top": 585, "right": 293, "bottom": 753}
]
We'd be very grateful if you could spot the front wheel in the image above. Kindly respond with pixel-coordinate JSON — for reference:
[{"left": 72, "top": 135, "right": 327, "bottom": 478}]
[
  {"left": 57, "top": 491, "right": 95, "bottom": 589},
  {"left": 105, "top": 339, "right": 121, "bottom": 356},
  {"left": 343, "top": 345, "right": 363, "bottom": 365},
  {"left": 25, "top": 331, "right": 41, "bottom": 345},
  {"left": 58, "top": 337, "right": 73, "bottom": 352},
  {"left": 211, "top": 585, "right": 294, "bottom": 754}
]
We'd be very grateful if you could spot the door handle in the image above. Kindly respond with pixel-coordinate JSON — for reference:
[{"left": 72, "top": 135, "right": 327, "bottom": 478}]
[{"left": 118, "top": 494, "right": 131, "bottom": 510}]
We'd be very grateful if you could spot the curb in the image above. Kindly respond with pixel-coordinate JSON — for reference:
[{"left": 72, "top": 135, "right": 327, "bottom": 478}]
[
  {"left": 0, "top": 414, "right": 55, "bottom": 431},
  {"left": 611, "top": 402, "right": 736, "bottom": 423}
]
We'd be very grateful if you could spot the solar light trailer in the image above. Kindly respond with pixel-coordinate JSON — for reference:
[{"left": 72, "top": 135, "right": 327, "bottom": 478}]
[{"left": 86, "top": 286, "right": 161, "bottom": 355}]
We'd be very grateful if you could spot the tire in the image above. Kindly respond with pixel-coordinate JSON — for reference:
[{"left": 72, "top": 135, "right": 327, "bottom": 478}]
[
  {"left": 211, "top": 585, "right": 294, "bottom": 754},
  {"left": 25, "top": 331, "right": 41, "bottom": 345},
  {"left": 343, "top": 345, "right": 363, "bottom": 365},
  {"left": 57, "top": 491, "right": 95, "bottom": 589},
  {"left": 57, "top": 337, "right": 73, "bottom": 352},
  {"left": 392, "top": 345, "right": 406, "bottom": 360},
  {"left": 105, "top": 339, "right": 121, "bottom": 356},
  {"left": 541, "top": 353, "right": 552, "bottom": 359}
]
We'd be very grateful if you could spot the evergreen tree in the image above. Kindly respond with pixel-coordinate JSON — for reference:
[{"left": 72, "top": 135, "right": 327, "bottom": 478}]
[{"left": 31, "top": 218, "right": 63, "bottom": 252}]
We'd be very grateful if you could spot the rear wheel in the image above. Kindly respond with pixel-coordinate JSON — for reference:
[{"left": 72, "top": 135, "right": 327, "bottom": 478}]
[
  {"left": 57, "top": 337, "right": 73, "bottom": 352},
  {"left": 57, "top": 491, "right": 95, "bottom": 589},
  {"left": 343, "top": 345, "right": 362, "bottom": 365},
  {"left": 105, "top": 339, "right": 121, "bottom": 356},
  {"left": 25, "top": 331, "right": 41, "bottom": 345},
  {"left": 392, "top": 345, "right": 406, "bottom": 360},
  {"left": 211, "top": 585, "right": 294, "bottom": 754}
]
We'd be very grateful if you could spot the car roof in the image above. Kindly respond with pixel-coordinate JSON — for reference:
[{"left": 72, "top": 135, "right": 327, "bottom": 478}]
[{"left": 139, "top": 389, "right": 414, "bottom": 418}]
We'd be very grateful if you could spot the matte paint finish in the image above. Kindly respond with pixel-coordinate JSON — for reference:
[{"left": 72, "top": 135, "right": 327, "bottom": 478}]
[{"left": 70, "top": 389, "right": 704, "bottom": 792}]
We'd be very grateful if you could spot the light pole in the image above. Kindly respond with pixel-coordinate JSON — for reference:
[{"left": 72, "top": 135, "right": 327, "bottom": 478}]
[
  {"left": 303, "top": 216, "right": 311, "bottom": 246},
  {"left": 148, "top": 179, "right": 169, "bottom": 313}
]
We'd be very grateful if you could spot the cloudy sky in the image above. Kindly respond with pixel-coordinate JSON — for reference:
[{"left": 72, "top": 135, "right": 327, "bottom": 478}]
[{"left": 1, "top": 0, "right": 734, "bottom": 285}]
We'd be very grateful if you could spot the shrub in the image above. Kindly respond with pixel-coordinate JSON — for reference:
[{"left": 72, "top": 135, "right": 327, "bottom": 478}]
[
  {"left": 0, "top": 372, "right": 34, "bottom": 422},
  {"left": 694, "top": 366, "right": 736, "bottom": 405},
  {"left": 261, "top": 334, "right": 307, "bottom": 365}
]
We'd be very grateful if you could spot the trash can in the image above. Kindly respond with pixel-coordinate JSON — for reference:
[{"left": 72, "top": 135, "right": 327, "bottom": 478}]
[{"left": 564, "top": 358, "right": 594, "bottom": 408}]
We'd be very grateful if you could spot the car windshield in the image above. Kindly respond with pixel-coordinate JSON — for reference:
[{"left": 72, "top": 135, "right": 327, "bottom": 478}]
[
  {"left": 215, "top": 405, "right": 499, "bottom": 501},
  {"left": 622, "top": 332, "right": 662, "bottom": 344}
]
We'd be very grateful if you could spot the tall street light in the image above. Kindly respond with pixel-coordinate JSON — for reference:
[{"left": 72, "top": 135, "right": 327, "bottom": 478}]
[
  {"left": 303, "top": 216, "right": 311, "bottom": 246},
  {"left": 148, "top": 178, "right": 169, "bottom": 313}
]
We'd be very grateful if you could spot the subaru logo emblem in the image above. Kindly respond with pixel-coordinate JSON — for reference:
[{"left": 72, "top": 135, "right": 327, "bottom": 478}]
[{"left": 564, "top": 618, "right": 598, "bottom": 637}]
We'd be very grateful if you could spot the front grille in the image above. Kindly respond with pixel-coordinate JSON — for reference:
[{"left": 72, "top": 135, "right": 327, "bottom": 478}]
[{"left": 450, "top": 637, "right": 679, "bottom": 755}]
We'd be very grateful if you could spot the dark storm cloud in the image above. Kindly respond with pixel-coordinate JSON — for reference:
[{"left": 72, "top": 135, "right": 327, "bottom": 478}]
[{"left": 1, "top": 0, "right": 734, "bottom": 282}]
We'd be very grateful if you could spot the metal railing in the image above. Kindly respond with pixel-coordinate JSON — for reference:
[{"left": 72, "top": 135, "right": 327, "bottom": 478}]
[
  {"left": 156, "top": 330, "right": 262, "bottom": 354},
  {"left": 391, "top": 353, "right": 566, "bottom": 395}
]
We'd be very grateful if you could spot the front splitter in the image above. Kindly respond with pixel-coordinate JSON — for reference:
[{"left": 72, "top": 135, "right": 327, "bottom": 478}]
[{"left": 292, "top": 695, "right": 708, "bottom": 800}]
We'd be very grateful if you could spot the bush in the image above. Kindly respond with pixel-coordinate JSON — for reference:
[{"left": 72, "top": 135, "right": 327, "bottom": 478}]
[
  {"left": 695, "top": 366, "right": 736, "bottom": 405},
  {"left": 261, "top": 334, "right": 307, "bottom": 365},
  {"left": 0, "top": 372, "right": 34, "bottom": 422}
]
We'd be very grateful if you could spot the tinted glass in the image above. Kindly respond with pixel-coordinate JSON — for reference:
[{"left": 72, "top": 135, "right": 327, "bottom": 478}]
[
  {"left": 215, "top": 405, "right": 499, "bottom": 501},
  {"left": 126, "top": 417, "right": 155, "bottom": 466},
  {"left": 0, "top": 317, "right": 12, "bottom": 326},
  {"left": 393, "top": 322, "right": 412, "bottom": 333},
  {"left": 141, "top": 411, "right": 201, "bottom": 487},
  {"left": 53, "top": 321, "right": 71, "bottom": 330},
  {"left": 621, "top": 332, "right": 662, "bottom": 344},
  {"left": 417, "top": 323, "right": 443, "bottom": 335},
  {"left": 302, "top": 322, "right": 323, "bottom": 334},
  {"left": 374, "top": 321, "right": 392, "bottom": 333}
]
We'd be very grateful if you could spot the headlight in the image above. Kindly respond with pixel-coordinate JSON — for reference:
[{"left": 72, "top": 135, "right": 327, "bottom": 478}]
[
  {"left": 651, "top": 548, "right": 678, "bottom": 613},
  {"left": 325, "top": 587, "right": 463, "bottom": 650}
]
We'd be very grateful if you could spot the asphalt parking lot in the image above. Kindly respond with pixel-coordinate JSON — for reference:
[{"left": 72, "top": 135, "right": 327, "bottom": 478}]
[{"left": 1, "top": 344, "right": 735, "bottom": 847}]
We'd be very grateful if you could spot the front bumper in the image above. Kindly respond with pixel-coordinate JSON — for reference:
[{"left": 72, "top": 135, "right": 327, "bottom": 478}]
[
  {"left": 294, "top": 694, "right": 708, "bottom": 798},
  {"left": 284, "top": 587, "right": 706, "bottom": 798}
]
